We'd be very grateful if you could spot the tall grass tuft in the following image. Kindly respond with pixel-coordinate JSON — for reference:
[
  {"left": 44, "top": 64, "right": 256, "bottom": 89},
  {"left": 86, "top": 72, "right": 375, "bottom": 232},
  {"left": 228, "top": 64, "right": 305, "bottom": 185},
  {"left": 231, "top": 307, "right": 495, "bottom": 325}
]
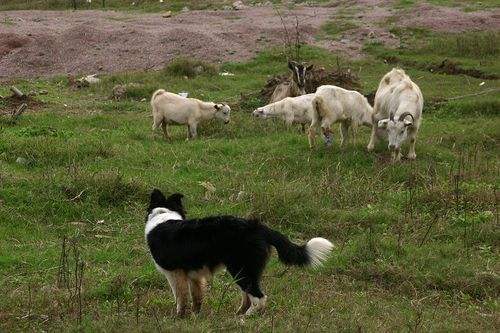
[{"left": 163, "top": 58, "right": 218, "bottom": 78}]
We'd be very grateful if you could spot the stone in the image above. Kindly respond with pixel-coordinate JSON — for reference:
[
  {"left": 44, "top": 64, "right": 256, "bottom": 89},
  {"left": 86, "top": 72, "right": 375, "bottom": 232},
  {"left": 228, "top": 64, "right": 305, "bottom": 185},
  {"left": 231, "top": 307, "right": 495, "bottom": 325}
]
[{"left": 232, "top": 1, "right": 246, "bottom": 10}]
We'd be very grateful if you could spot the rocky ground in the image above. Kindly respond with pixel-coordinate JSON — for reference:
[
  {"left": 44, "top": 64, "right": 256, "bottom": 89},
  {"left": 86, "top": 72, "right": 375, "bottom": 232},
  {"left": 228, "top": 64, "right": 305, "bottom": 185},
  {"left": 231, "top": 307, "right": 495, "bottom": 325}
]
[{"left": 0, "top": 1, "right": 498, "bottom": 80}]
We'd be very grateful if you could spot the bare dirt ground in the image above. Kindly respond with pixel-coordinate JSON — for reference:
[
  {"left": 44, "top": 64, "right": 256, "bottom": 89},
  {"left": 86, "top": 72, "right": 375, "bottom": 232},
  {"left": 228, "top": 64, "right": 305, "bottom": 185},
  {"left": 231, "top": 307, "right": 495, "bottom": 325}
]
[{"left": 0, "top": 2, "right": 499, "bottom": 80}]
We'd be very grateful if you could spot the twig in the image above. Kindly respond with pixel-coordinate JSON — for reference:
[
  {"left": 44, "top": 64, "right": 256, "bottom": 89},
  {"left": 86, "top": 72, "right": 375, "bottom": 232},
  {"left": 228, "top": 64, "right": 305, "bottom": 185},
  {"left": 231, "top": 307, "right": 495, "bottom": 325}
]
[
  {"left": 69, "top": 189, "right": 86, "bottom": 202},
  {"left": 437, "top": 88, "right": 500, "bottom": 103},
  {"left": 274, "top": 6, "right": 293, "bottom": 60},
  {"left": 10, "top": 86, "right": 24, "bottom": 98},
  {"left": 12, "top": 103, "right": 27, "bottom": 121}
]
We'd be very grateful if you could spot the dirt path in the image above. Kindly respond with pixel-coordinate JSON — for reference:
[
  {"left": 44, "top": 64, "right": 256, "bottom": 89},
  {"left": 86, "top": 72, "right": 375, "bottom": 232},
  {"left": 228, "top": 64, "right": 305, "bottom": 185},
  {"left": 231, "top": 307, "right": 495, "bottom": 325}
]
[{"left": 0, "top": 2, "right": 498, "bottom": 80}]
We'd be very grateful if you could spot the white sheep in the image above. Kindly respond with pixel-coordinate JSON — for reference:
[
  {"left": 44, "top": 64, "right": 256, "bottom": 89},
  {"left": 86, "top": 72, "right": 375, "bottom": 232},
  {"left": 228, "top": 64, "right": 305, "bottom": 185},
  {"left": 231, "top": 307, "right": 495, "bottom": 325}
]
[
  {"left": 151, "top": 89, "right": 230, "bottom": 140},
  {"left": 367, "top": 68, "right": 423, "bottom": 162},
  {"left": 308, "top": 85, "right": 373, "bottom": 148},
  {"left": 252, "top": 93, "right": 315, "bottom": 130}
]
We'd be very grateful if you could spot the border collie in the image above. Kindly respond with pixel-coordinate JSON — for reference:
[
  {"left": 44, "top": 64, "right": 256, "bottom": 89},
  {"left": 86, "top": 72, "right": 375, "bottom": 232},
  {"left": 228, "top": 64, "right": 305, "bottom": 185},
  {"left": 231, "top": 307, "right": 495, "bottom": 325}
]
[{"left": 145, "top": 189, "right": 333, "bottom": 317}]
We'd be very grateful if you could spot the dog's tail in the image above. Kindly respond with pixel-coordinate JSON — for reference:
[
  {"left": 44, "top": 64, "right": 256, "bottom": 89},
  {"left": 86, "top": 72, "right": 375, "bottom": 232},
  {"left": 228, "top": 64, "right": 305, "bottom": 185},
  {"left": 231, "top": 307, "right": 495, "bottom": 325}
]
[{"left": 263, "top": 226, "right": 333, "bottom": 268}]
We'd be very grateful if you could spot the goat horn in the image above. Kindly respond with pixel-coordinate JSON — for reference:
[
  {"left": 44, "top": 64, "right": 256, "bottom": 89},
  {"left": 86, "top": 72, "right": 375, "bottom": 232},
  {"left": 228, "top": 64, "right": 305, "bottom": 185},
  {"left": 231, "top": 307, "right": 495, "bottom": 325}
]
[{"left": 398, "top": 112, "right": 414, "bottom": 123}]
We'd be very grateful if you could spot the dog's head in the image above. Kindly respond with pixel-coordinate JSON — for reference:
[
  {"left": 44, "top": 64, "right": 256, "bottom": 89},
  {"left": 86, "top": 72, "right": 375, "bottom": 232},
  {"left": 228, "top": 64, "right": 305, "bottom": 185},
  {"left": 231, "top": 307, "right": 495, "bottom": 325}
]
[{"left": 148, "top": 189, "right": 186, "bottom": 219}]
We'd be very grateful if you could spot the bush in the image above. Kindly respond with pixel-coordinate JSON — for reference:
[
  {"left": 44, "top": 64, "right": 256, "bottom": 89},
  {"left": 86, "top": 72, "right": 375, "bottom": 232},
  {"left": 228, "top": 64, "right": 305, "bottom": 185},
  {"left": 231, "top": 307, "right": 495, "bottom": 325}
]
[{"left": 164, "top": 58, "right": 218, "bottom": 78}]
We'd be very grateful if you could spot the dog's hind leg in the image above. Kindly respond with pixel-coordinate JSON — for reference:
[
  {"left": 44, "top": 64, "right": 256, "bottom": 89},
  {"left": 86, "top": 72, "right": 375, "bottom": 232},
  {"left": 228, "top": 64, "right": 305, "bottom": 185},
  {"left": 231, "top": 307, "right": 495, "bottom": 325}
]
[
  {"left": 189, "top": 277, "right": 206, "bottom": 314},
  {"left": 227, "top": 264, "right": 267, "bottom": 316},
  {"left": 171, "top": 270, "right": 189, "bottom": 317},
  {"left": 244, "top": 281, "right": 267, "bottom": 316}
]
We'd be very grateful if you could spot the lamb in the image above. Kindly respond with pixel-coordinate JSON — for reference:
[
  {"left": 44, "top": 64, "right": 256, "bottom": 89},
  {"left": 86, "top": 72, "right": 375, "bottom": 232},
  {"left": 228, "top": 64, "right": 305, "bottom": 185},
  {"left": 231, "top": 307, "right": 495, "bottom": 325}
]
[
  {"left": 308, "top": 85, "right": 373, "bottom": 149},
  {"left": 252, "top": 94, "right": 315, "bottom": 129},
  {"left": 366, "top": 68, "right": 423, "bottom": 162},
  {"left": 151, "top": 89, "right": 230, "bottom": 140}
]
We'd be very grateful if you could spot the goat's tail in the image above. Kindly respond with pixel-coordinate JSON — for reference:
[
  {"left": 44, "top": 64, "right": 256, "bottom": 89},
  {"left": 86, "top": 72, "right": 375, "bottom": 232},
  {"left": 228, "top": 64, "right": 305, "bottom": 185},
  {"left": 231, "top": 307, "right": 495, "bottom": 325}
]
[
  {"left": 151, "top": 89, "right": 166, "bottom": 107},
  {"left": 312, "top": 95, "right": 328, "bottom": 124},
  {"left": 262, "top": 225, "right": 333, "bottom": 268}
]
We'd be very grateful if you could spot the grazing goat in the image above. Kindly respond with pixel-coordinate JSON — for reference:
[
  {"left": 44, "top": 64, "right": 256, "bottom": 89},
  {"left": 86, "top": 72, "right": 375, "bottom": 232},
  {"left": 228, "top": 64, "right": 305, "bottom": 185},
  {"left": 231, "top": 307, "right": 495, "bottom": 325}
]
[
  {"left": 151, "top": 89, "right": 230, "bottom": 140},
  {"left": 269, "top": 61, "right": 313, "bottom": 103},
  {"left": 252, "top": 94, "right": 315, "bottom": 129},
  {"left": 367, "top": 68, "right": 423, "bottom": 162},
  {"left": 308, "top": 85, "right": 373, "bottom": 149}
]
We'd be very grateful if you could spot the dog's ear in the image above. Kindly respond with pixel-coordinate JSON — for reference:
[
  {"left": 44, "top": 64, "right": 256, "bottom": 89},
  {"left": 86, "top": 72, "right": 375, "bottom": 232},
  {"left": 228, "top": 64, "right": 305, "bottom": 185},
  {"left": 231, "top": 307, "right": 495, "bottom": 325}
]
[
  {"left": 149, "top": 188, "right": 166, "bottom": 208},
  {"left": 165, "top": 193, "right": 186, "bottom": 219}
]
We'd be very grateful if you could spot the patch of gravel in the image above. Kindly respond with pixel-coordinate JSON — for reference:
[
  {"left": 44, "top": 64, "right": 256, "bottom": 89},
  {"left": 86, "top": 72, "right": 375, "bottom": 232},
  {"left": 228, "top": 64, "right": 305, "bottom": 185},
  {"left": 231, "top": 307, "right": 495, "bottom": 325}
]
[
  {"left": 0, "top": 7, "right": 338, "bottom": 80},
  {"left": 401, "top": 3, "right": 500, "bottom": 32},
  {"left": 0, "top": 2, "right": 498, "bottom": 80}
]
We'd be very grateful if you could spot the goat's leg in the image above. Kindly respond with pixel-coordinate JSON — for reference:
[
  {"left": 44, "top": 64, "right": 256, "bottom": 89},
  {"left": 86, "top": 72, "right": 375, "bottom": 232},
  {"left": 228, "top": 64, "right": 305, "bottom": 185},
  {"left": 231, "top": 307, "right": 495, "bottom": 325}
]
[
  {"left": 152, "top": 115, "right": 163, "bottom": 139},
  {"left": 367, "top": 125, "right": 378, "bottom": 152},
  {"left": 407, "top": 134, "right": 417, "bottom": 160},
  {"left": 188, "top": 123, "right": 198, "bottom": 139},
  {"left": 340, "top": 122, "right": 349, "bottom": 147},
  {"left": 391, "top": 149, "right": 402, "bottom": 163},
  {"left": 308, "top": 124, "right": 317, "bottom": 149},
  {"left": 300, "top": 123, "right": 306, "bottom": 134},
  {"left": 161, "top": 122, "right": 171, "bottom": 140},
  {"left": 322, "top": 126, "right": 333, "bottom": 147}
]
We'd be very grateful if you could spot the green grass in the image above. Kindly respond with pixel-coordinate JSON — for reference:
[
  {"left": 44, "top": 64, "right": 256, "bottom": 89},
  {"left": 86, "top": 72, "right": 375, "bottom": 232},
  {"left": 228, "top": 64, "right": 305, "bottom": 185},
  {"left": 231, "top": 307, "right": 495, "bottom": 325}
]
[
  {"left": 364, "top": 30, "right": 500, "bottom": 80},
  {"left": 428, "top": 0, "right": 500, "bottom": 11},
  {"left": 0, "top": 42, "right": 499, "bottom": 332},
  {"left": 0, "top": 0, "right": 233, "bottom": 12},
  {"left": 395, "top": 0, "right": 415, "bottom": 9},
  {"left": 319, "top": 20, "right": 358, "bottom": 40}
]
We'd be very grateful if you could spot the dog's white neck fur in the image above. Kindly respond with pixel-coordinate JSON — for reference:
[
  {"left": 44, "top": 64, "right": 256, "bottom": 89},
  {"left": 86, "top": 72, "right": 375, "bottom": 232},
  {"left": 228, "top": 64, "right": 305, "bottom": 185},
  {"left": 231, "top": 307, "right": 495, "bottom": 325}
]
[{"left": 145, "top": 207, "right": 182, "bottom": 237}]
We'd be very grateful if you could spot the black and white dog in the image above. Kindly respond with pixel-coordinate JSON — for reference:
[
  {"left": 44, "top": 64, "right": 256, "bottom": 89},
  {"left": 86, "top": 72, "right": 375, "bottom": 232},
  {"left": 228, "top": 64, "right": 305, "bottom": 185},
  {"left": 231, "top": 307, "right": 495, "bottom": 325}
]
[{"left": 145, "top": 189, "right": 333, "bottom": 317}]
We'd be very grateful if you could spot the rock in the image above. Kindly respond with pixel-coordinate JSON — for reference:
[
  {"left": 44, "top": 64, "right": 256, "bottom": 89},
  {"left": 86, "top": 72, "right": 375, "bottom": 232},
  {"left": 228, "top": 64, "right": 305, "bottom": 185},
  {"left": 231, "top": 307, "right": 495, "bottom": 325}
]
[
  {"left": 232, "top": 1, "right": 246, "bottom": 10},
  {"left": 78, "top": 74, "right": 100, "bottom": 86},
  {"left": 368, "top": 31, "right": 376, "bottom": 39},
  {"left": 193, "top": 65, "right": 204, "bottom": 75},
  {"left": 236, "top": 191, "right": 245, "bottom": 201},
  {"left": 16, "top": 157, "right": 28, "bottom": 165},
  {"left": 111, "top": 83, "right": 144, "bottom": 100},
  {"left": 162, "top": 11, "right": 172, "bottom": 18},
  {"left": 223, "top": 5, "right": 232, "bottom": 10},
  {"left": 181, "top": 6, "right": 189, "bottom": 12}
]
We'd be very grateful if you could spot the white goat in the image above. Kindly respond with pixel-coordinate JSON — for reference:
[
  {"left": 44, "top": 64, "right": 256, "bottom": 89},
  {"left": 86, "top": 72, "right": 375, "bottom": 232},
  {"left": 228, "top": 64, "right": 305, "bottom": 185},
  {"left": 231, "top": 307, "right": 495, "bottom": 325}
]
[
  {"left": 367, "top": 68, "right": 423, "bottom": 162},
  {"left": 151, "top": 89, "right": 230, "bottom": 140},
  {"left": 252, "top": 94, "right": 315, "bottom": 129},
  {"left": 308, "top": 85, "right": 373, "bottom": 148}
]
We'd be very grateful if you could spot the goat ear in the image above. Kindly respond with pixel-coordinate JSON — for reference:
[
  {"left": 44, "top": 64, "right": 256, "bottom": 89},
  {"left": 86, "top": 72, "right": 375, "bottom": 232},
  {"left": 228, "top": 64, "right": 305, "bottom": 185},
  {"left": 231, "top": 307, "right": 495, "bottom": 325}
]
[
  {"left": 214, "top": 104, "right": 220, "bottom": 110},
  {"left": 306, "top": 64, "right": 314, "bottom": 71},
  {"left": 288, "top": 61, "right": 296, "bottom": 70},
  {"left": 378, "top": 119, "right": 390, "bottom": 129}
]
